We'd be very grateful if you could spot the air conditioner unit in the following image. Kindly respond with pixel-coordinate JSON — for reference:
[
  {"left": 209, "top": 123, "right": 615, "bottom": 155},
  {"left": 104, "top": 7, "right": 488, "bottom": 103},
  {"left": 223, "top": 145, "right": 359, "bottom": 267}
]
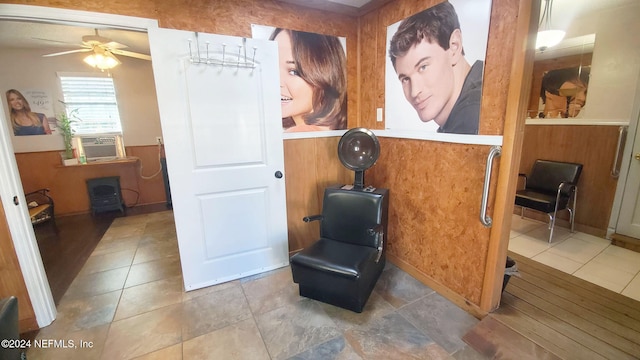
[{"left": 75, "top": 133, "right": 126, "bottom": 162}]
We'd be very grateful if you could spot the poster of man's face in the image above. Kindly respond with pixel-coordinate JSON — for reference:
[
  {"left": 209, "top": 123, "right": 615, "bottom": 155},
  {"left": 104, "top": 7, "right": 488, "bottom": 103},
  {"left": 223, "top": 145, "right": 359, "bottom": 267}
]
[
  {"left": 252, "top": 25, "right": 347, "bottom": 133},
  {"left": 385, "top": 0, "right": 492, "bottom": 135}
]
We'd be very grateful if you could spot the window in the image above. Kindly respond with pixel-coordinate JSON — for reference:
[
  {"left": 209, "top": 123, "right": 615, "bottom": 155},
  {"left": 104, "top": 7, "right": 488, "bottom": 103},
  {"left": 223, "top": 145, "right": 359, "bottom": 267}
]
[{"left": 58, "top": 73, "right": 122, "bottom": 134}]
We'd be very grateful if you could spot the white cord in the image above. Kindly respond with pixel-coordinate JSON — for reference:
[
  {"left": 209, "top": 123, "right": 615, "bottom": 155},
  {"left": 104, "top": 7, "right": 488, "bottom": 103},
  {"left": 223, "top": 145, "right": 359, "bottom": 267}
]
[{"left": 138, "top": 142, "right": 163, "bottom": 180}]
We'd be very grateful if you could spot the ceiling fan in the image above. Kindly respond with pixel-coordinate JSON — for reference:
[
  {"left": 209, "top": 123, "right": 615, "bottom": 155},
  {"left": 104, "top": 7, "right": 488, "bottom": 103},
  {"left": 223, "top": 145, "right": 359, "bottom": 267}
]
[{"left": 40, "top": 29, "right": 151, "bottom": 63}]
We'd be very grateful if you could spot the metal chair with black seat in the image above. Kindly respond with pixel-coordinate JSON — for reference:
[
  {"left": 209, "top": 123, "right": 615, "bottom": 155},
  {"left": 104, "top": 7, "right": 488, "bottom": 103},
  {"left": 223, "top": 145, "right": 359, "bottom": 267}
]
[
  {"left": 25, "top": 188, "right": 56, "bottom": 227},
  {"left": 515, "top": 159, "right": 583, "bottom": 244}
]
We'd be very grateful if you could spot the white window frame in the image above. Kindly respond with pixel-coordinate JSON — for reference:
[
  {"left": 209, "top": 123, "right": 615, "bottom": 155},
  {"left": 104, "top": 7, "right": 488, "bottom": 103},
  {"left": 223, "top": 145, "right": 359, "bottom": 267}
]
[{"left": 57, "top": 71, "right": 123, "bottom": 135}]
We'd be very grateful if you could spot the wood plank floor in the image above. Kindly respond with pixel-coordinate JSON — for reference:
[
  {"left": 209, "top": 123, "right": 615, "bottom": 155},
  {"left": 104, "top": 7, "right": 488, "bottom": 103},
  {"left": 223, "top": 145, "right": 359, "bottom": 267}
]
[{"left": 464, "top": 251, "right": 640, "bottom": 359}]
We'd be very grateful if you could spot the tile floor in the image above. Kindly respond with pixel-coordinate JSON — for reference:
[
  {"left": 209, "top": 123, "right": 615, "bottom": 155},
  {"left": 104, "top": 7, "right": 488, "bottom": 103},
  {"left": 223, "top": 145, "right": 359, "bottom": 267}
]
[
  {"left": 509, "top": 214, "right": 640, "bottom": 302},
  {"left": 27, "top": 210, "right": 489, "bottom": 360}
]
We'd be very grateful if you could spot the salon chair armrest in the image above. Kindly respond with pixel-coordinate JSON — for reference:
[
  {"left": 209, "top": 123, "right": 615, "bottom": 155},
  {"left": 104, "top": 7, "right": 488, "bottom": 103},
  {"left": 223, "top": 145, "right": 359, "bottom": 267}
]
[
  {"left": 303, "top": 214, "right": 323, "bottom": 223},
  {"left": 368, "top": 224, "right": 384, "bottom": 263}
]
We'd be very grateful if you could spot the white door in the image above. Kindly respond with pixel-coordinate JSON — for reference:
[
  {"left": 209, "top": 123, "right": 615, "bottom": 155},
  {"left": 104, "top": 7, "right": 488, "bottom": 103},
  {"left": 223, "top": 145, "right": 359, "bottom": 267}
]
[
  {"left": 148, "top": 28, "right": 289, "bottom": 291},
  {"left": 617, "top": 117, "right": 640, "bottom": 239}
]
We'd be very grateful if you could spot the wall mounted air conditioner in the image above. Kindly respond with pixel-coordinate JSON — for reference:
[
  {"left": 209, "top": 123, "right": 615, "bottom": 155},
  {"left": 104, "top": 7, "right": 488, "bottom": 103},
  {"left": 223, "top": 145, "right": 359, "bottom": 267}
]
[{"left": 75, "top": 133, "right": 126, "bottom": 162}]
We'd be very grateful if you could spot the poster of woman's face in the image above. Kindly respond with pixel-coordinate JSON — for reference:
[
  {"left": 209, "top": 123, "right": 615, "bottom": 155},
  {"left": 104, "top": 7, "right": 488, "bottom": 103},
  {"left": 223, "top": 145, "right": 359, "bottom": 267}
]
[
  {"left": 252, "top": 25, "right": 347, "bottom": 133},
  {"left": 5, "top": 88, "right": 54, "bottom": 136},
  {"left": 385, "top": 0, "right": 492, "bottom": 135}
]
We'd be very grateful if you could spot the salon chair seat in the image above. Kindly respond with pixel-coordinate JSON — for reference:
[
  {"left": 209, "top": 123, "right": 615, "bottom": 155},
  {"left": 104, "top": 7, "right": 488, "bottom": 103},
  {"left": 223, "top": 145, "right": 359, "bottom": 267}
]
[
  {"left": 25, "top": 188, "right": 55, "bottom": 226},
  {"left": 290, "top": 185, "right": 389, "bottom": 313}
]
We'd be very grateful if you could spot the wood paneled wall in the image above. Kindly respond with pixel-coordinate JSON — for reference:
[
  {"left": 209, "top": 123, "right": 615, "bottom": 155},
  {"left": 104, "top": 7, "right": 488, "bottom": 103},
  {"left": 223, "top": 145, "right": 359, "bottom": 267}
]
[
  {"left": 359, "top": 0, "right": 525, "bottom": 310},
  {"left": 284, "top": 137, "right": 353, "bottom": 252},
  {"left": 519, "top": 125, "right": 621, "bottom": 235},
  {"left": 0, "top": 199, "right": 37, "bottom": 332},
  {"left": 15, "top": 146, "right": 167, "bottom": 215},
  {"left": 1, "top": 0, "right": 529, "bottom": 320}
]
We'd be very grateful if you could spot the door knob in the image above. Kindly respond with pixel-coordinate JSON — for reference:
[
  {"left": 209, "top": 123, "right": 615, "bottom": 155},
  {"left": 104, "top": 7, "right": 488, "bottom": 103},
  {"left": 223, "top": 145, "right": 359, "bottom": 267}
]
[
  {"left": 636, "top": 153, "right": 640, "bottom": 160},
  {"left": 274, "top": 171, "right": 283, "bottom": 179}
]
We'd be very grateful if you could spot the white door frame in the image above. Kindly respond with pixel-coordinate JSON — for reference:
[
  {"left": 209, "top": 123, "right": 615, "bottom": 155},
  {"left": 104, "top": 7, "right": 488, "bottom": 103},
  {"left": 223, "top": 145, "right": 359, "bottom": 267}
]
[
  {"left": 0, "top": 3, "right": 158, "bottom": 328},
  {"left": 608, "top": 70, "right": 640, "bottom": 238}
]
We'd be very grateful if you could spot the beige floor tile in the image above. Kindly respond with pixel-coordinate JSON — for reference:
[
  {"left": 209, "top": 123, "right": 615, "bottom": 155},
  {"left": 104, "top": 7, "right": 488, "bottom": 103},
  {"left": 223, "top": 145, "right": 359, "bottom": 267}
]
[
  {"left": 181, "top": 284, "right": 253, "bottom": 341},
  {"left": 114, "top": 275, "right": 184, "bottom": 321},
  {"left": 101, "top": 303, "right": 183, "bottom": 359},
  {"left": 132, "top": 242, "right": 179, "bottom": 265},
  {"left": 101, "top": 223, "right": 146, "bottom": 241},
  {"left": 255, "top": 299, "right": 341, "bottom": 359},
  {"left": 621, "top": 274, "right": 640, "bottom": 302},
  {"left": 132, "top": 343, "right": 182, "bottom": 359},
  {"left": 573, "top": 261, "right": 635, "bottom": 293},
  {"left": 124, "top": 256, "right": 182, "bottom": 288},
  {"left": 344, "top": 312, "right": 435, "bottom": 360},
  {"left": 241, "top": 267, "right": 301, "bottom": 315},
  {"left": 510, "top": 215, "right": 545, "bottom": 235},
  {"left": 54, "top": 290, "right": 121, "bottom": 332},
  {"left": 80, "top": 248, "right": 136, "bottom": 275},
  {"left": 547, "top": 237, "right": 608, "bottom": 264},
  {"left": 63, "top": 267, "right": 129, "bottom": 300},
  {"left": 508, "top": 234, "right": 552, "bottom": 258},
  {"left": 182, "top": 318, "right": 270, "bottom": 360},
  {"left": 27, "top": 323, "right": 110, "bottom": 360},
  {"left": 181, "top": 279, "right": 239, "bottom": 302},
  {"left": 590, "top": 247, "right": 640, "bottom": 275},
  {"left": 92, "top": 236, "right": 142, "bottom": 257},
  {"left": 531, "top": 251, "right": 584, "bottom": 274},
  {"left": 320, "top": 291, "right": 395, "bottom": 331}
]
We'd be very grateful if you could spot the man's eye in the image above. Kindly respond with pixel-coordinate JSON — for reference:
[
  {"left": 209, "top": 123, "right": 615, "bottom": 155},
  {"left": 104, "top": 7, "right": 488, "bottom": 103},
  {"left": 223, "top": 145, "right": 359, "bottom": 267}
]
[
  {"left": 418, "top": 64, "right": 428, "bottom": 72},
  {"left": 400, "top": 77, "right": 409, "bottom": 84},
  {"left": 288, "top": 69, "right": 300, "bottom": 76}
]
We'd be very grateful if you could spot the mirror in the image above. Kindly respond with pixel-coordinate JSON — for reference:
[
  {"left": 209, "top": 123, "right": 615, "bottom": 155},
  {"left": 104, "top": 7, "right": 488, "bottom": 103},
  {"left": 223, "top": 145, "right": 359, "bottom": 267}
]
[
  {"left": 527, "top": 0, "right": 639, "bottom": 122},
  {"left": 528, "top": 34, "right": 595, "bottom": 119}
]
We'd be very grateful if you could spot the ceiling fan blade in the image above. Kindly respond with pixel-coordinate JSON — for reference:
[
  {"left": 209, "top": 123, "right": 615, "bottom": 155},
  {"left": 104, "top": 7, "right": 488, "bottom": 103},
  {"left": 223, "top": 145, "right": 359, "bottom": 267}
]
[
  {"left": 32, "top": 37, "right": 83, "bottom": 46},
  {"left": 42, "top": 48, "right": 93, "bottom": 57},
  {"left": 104, "top": 41, "right": 128, "bottom": 49},
  {"left": 109, "top": 48, "right": 151, "bottom": 61}
]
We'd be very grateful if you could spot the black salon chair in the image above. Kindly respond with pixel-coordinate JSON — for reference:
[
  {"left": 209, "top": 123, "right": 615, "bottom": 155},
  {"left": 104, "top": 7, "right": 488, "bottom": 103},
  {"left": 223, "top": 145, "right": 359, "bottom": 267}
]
[
  {"left": 290, "top": 128, "right": 388, "bottom": 313},
  {"left": 515, "top": 159, "right": 583, "bottom": 243},
  {"left": 0, "top": 296, "right": 21, "bottom": 360},
  {"left": 290, "top": 185, "right": 389, "bottom": 313}
]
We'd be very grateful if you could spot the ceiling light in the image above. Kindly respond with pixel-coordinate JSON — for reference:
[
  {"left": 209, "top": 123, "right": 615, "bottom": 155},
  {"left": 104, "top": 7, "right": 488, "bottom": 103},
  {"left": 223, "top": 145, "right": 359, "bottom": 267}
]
[
  {"left": 83, "top": 49, "right": 120, "bottom": 70},
  {"left": 536, "top": 0, "right": 565, "bottom": 51}
]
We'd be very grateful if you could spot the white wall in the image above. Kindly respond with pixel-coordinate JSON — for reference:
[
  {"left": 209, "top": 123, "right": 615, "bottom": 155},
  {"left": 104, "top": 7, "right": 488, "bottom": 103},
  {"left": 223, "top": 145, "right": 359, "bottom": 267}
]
[{"left": 0, "top": 47, "right": 162, "bottom": 153}]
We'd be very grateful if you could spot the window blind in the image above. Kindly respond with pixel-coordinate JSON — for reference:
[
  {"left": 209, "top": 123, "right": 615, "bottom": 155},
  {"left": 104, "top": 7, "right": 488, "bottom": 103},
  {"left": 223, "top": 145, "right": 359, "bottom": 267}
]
[{"left": 59, "top": 75, "right": 122, "bottom": 134}]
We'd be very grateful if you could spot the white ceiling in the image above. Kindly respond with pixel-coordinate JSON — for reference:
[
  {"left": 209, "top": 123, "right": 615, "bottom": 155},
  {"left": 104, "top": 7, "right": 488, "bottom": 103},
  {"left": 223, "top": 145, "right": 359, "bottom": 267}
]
[{"left": 0, "top": 21, "right": 150, "bottom": 56}]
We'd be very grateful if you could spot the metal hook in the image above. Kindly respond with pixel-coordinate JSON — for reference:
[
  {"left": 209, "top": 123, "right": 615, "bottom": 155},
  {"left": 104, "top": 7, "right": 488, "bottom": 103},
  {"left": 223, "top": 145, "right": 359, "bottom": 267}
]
[
  {"left": 251, "top": 47, "right": 257, "bottom": 66},
  {"left": 237, "top": 44, "right": 242, "bottom": 67},
  {"left": 188, "top": 39, "right": 194, "bottom": 63},
  {"left": 205, "top": 42, "right": 210, "bottom": 64},
  {"left": 221, "top": 43, "right": 226, "bottom": 66}
]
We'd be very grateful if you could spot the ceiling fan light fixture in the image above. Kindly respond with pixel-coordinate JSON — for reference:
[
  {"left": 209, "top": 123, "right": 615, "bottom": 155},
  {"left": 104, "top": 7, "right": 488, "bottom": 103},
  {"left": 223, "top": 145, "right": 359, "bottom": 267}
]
[
  {"left": 536, "top": 0, "right": 565, "bottom": 51},
  {"left": 536, "top": 29, "right": 566, "bottom": 51},
  {"left": 83, "top": 51, "right": 120, "bottom": 70}
]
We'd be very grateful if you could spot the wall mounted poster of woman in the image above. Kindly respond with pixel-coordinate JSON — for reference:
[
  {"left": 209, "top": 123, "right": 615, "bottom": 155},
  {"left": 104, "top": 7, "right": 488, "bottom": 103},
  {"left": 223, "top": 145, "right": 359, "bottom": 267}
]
[
  {"left": 5, "top": 88, "right": 55, "bottom": 136},
  {"left": 252, "top": 25, "right": 347, "bottom": 133}
]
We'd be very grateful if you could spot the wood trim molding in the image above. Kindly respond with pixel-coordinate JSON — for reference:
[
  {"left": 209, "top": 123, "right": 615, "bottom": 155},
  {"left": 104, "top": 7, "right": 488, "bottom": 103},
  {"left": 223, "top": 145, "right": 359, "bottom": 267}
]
[{"left": 479, "top": 0, "right": 539, "bottom": 312}]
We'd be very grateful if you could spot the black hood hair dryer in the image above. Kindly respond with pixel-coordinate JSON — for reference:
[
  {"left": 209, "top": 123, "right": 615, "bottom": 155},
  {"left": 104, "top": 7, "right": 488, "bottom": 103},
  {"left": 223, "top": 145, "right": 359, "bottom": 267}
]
[{"left": 337, "top": 128, "right": 380, "bottom": 190}]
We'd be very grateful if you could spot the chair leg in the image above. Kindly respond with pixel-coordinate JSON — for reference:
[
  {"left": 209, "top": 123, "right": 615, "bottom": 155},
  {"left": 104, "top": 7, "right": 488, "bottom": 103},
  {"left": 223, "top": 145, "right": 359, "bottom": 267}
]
[
  {"left": 568, "top": 208, "right": 575, "bottom": 233},
  {"left": 570, "top": 189, "right": 578, "bottom": 233},
  {"left": 547, "top": 213, "right": 556, "bottom": 244}
]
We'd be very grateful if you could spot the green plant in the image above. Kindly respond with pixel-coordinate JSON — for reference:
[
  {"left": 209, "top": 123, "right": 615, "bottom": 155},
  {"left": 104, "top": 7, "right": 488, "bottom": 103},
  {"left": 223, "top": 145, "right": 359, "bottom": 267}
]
[{"left": 56, "top": 110, "right": 80, "bottom": 159}]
